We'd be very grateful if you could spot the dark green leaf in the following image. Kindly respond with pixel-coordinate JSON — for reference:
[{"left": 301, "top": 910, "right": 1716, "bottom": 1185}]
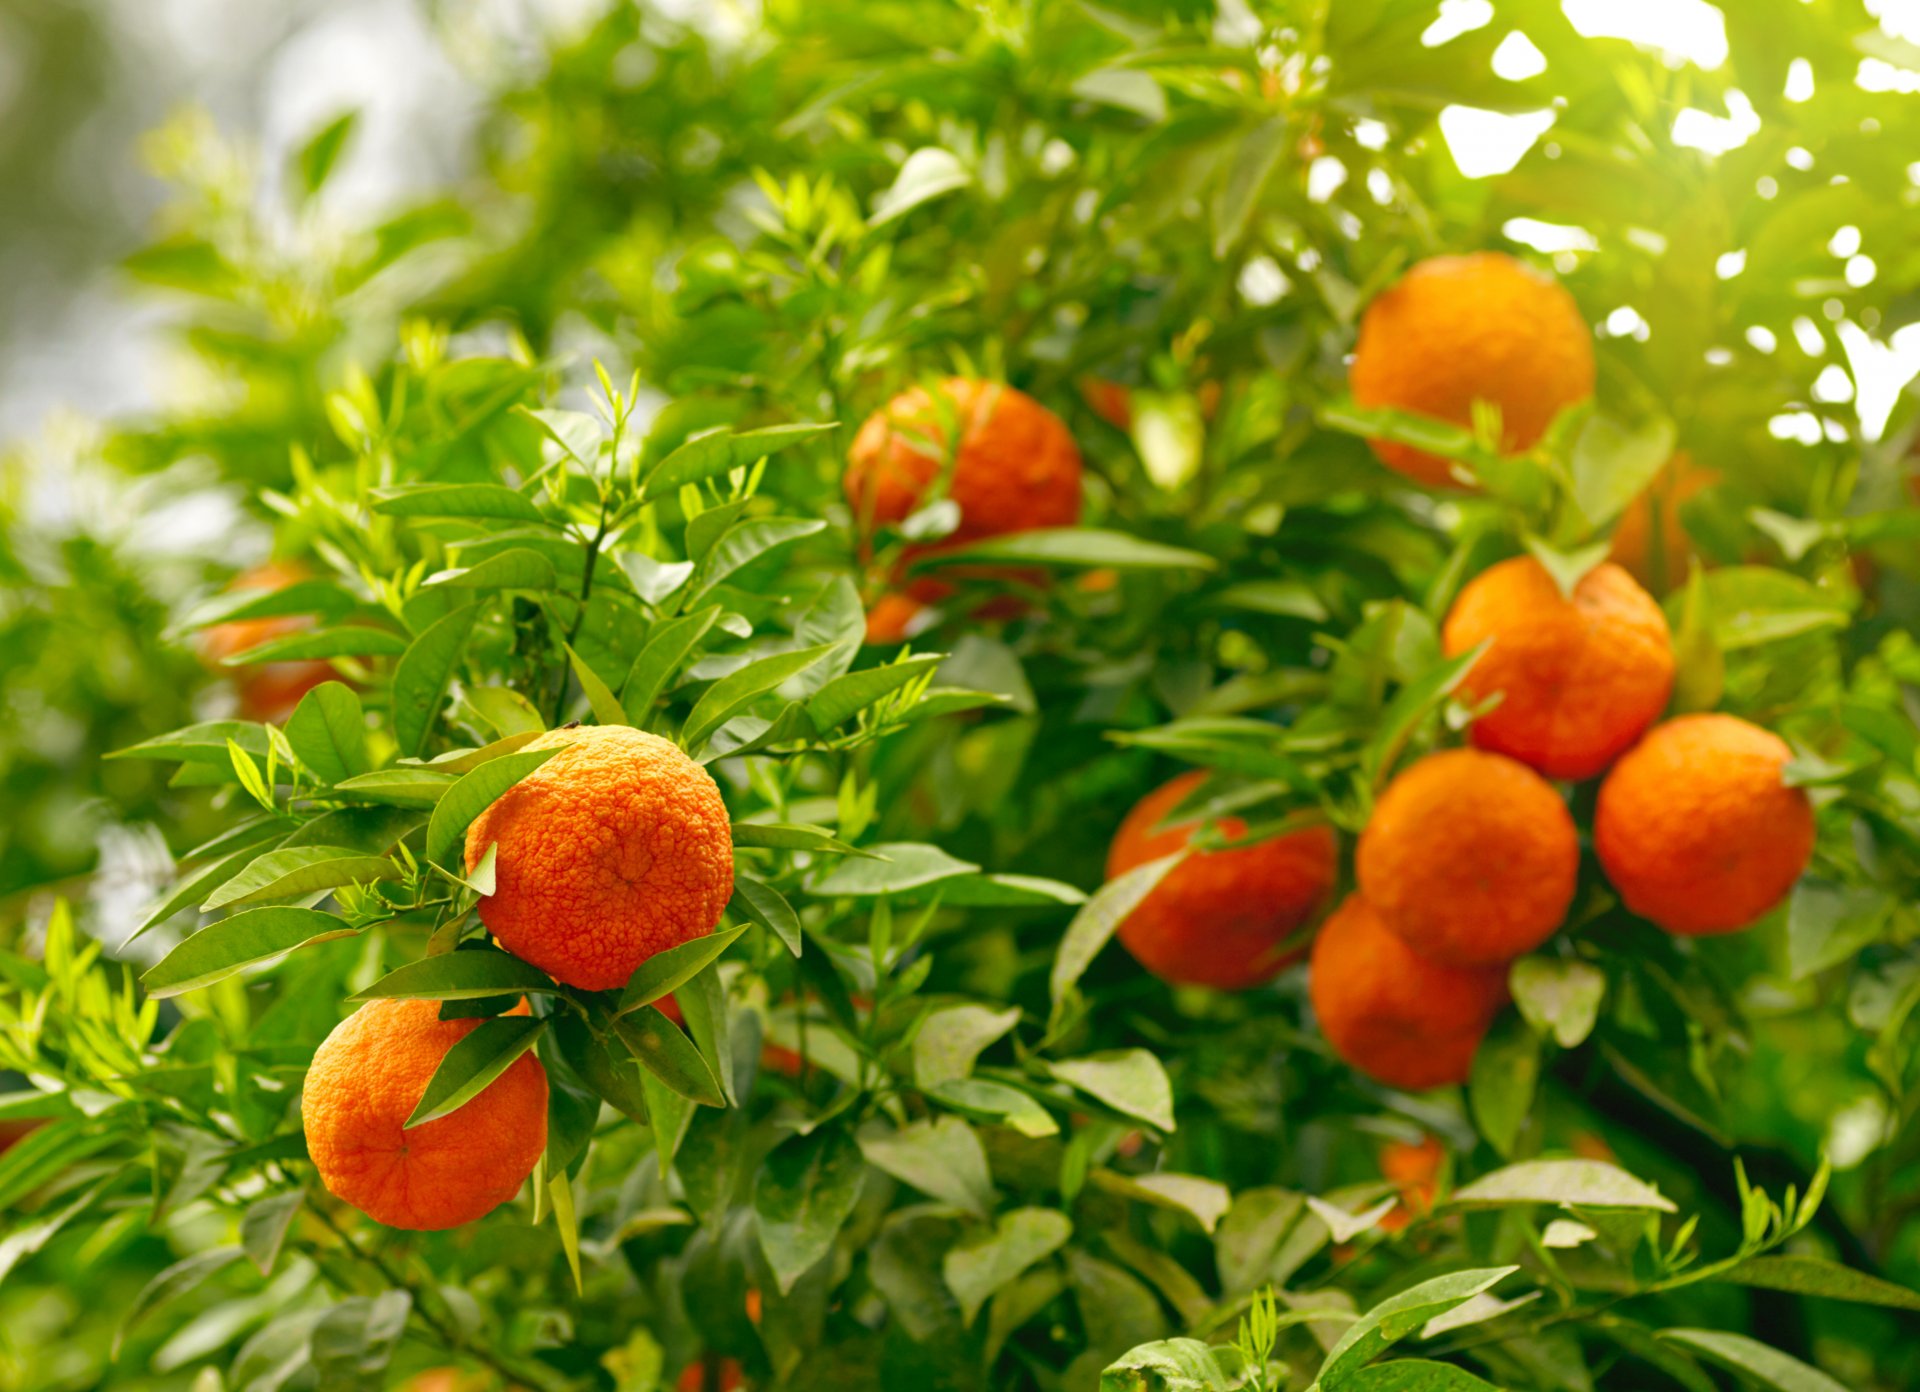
[
  {"left": 144, "top": 908, "right": 359, "bottom": 997},
  {"left": 391, "top": 604, "right": 480, "bottom": 756},
  {"left": 405, "top": 1015, "right": 547, "bottom": 1127}
]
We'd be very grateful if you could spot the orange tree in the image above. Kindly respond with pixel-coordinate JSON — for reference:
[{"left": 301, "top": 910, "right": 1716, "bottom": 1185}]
[{"left": 6, "top": 3, "right": 1920, "bottom": 1391}]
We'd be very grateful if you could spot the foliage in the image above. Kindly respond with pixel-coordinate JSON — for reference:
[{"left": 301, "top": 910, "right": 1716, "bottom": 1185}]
[{"left": 5, "top": 1, "right": 1920, "bottom": 1391}]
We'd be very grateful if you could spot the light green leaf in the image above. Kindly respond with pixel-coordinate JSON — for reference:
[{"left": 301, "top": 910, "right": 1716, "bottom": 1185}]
[
  {"left": 562, "top": 642, "right": 625, "bottom": 727},
  {"left": 808, "top": 842, "right": 976, "bottom": 896},
  {"left": 1510, "top": 957, "right": 1607, "bottom": 1048},
  {"left": 1313, "top": 1268, "right": 1519, "bottom": 1390},
  {"left": 1451, "top": 1160, "right": 1676, "bottom": 1212},
  {"left": 284, "top": 682, "right": 369, "bottom": 783},
  {"left": 617, "top": 924, "right": 748, "bottom": 1014},
  {"left": 1660, "top": 1330, "right": 1847, "bottom": 1392},
  {"left": 332, "top": 768, "right": 457, "bottom": 807},
  {"left": 423, "top": 744, "right": 561, "bottom": 867},
  {"left": 730, "top": 873, "right": 801, "bottom": 956},
  {"left": 754, "top": 1125, "right": 866, "bottom": 1293},
  {"left": 425, "top": 548, "right": 558, "bottom": 592},
  {"left": 922, "top": 528, "right": 1214, "bottom": 573},
  {"left": 612, "top": 1006, "right": 725, "bottom": 1107},
  {"left": 1050, "top": 1050, "right": 1175, "bottom": 1132},
  {"left": 1714, "top": 1255, "right": 1920, "bottom": 1311},
  {"left": 915, "top": 1004, "right": 1022, "bottom": 1088},
  {"left": 871, "top": 147, "right": 972, "bottom": 227},
  {"left": 201, "top": 846, "right": 401, "bottom": 909},
  {"left": 1050, "top": 853, "right": 1182, "bottom": 1006},
  {"left": 143, "top": 907, "right": 359, "bottom": 997},
  {"left": 622, "top": 606, "right": 721, "bottom": 723},
  {"left": 391, "top": 604, "right": 480, "bottom": 756},
  {"left": 370, "top": 483, "right": 546, "bottom": 523},
  {"left": 944, "top": 1207, "right": 1072, "bottom": 1325},
  {"left": 680, "top": 644, "right": 837, "bottom": 754},
  {"left": 859, "top": 1117, "right": 995, "bottom": 1217}
]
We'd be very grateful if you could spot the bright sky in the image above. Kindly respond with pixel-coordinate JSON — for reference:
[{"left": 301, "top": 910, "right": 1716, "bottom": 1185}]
[{"left": 1433, "top": 0, "right": 1920, "bottom": 440}]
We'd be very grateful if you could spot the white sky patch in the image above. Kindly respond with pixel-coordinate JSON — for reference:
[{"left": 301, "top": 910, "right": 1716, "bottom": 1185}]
[
  {"left": 1562, "top": 0, "right": 1729, "bottom": 68},
  {"left": 1307, "top": 156, "right": 1348, "bottom": 203},
  {"left": 1503, "top": 217, "right": 1598, "bottom": 253},
  {"left": 1367, "top": 168, "right": 1395, "bottom": 205},
  {"left": 1839, "top": 320, "right": 1920, "bottom": 440},
  {"left": 1353, "top": 118, "right": 1391, "bottom": 151},
  {"left": 1867, "top": 0, "right": 1920, "bottom": 41},
  {"left": 1424, "top": 0, "right": 1494, "bottom": 47},
  {"left": 1793, "top": 317, "right": 1828, "bottom": 356},
  {"left": 1847, "top": 255, "right": 1878, "bottom": 288},
  {"left": 1813, "top": 364, "right": 1855, "bottom": 403},
  {"left": 1493, "top": 31, "right": 1549, "bottom": 80},
  {"left": 1238, "top": 256, "right": 1289, "bottom": 306},
  {"left": 1747, "top": 326, "right": 1778, "bottom": 353},
  {"left": 1716, "top": 249, "right": 1747, "bottom": 279},
  {"left": 1672, "top": 90, "right": 1760, "bottom": 155},
  {"left": 1858, "top": 58, "right": 1920, "bottom": 93},
  {"left": 1785, "top": 58, "right": 1815, "bottom": 102},
  {"left": 1604, "top": 305, "right": 1651, "bottom": 340},
  {"left": 1769, "top": 411, "right": 1824, "bottom": 445},
  {"left": 1440, "top": 106, "right": 1555, "bottom": 177},
  {"left": 1829, "top": 224, "right": 1862, "bottom": 257}
]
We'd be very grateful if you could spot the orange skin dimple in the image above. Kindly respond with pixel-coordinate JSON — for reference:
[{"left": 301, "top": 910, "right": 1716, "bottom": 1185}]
[
  {"left": 1595, "top": 713, "right": 1815, "bottom": 935},
  {"left": 1443, "top": 557, "right": 1675, "bottom": 781},
  {"left": 1609, "top": 452, "right": 1718, "bottom": 593},
  {"left": 1350, "top": 252, "right": 1595, "bottom": 489},
  {"left": 1357, "top": 749, "right": 1578, "bottom": 967},
  {"left": 198, "top": 560, "right": 338, "bottom": 723},
  {"left": 1309, "top": 895, "right": 1509, "bottom": 1091},
  {"left": 1106, "top": 772, "right": 1338, "bottom": 990},
  {"left": 466, "top": 724, "right": 733, "bottom": 992},
  {"left": 302, "top": 998, "right": 547, "bottom": 1231}
]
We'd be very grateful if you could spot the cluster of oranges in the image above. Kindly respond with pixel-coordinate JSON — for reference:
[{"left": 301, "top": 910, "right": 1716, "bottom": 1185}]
[{"left": 303, "top": 724, "right": 734, "bottom": 1230}]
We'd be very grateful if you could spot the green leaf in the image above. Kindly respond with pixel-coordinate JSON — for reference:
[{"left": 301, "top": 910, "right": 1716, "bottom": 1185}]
[
  {"left": 1469, "top": 1013, "right": 1540, "bottom": 1158},
  {"left": 943, "top": 1207, "right": 1072, "bottom": 1325},
  {"left": 562, "top": 642, "right": 625, "bottom": 727},
  {"left": 405, "top": 1015, "right": 547, "bottom": 1127},
  {"left": 1363, "top": 643, "right": 1484, "bottom": 785},
  {"left": 1212, "top": 116, "right": 1289, "bottom": 257},
  {"left": 730, "top": 873, "right": 801, "bottom": 956},
  {"left": 929, "top": 1078, "right": 1060, "bottom": 1137},
  {"left": 466, "top": 685, "right": 547, "bottom": 738},
  {"left": 1509, "top": 957, "right": 1607, "bottom": 1048},
  {"left": 617, "top": 924, "right": 748, "bottom": 1014},
  {"left": 754, "top": 1125, "right": 866, "bottom": 1293},
  {"left": 1212, "top": 579, "right": 1330, "bottom": 622},
  {"left": 400, "top": 730, "right": 542, "bottom": 773},
  {"left": 1344, "top": 1362, "right": 1502, "bottom": 1391},
  {"left": 183, "top": 579, "right": 361, "bottom": 631},
  {"left": 239, "top": 1190, "right": 304, "bottom": 1277},
  {"left": 622, "top": 605, "right": 722, "bottom": 722},
  {"left": 354, "top": 950, "right": 559, "bottom": 1001},
  {"left": 1451, "top": 1160, "right": 1676, "bottom": 1212},
  {"left": 284, "top": 683, "right": 369, "bottom": 783},
  {"left": 109, "top": 720, "right": 270, "bottom": 767},
  {"left": 871, "top": 147, "right": 971, "bottom": 227},
  {"left": 690, "top": 517, "right": 828, "bottom": 605},
  {"left": 1093, "top": 1171, "right": 1232, "bottom": 1234},
  {"left": 391, "top": 604, "right": 480, "bottom": 756},
  {"left": 680, "top": 644, "right": 837, "bottom": 753},
  {"left": 143, "top": 907, "right": 359, "bottom": 997},
  {"left": 217, "top": 626, "right": 406, "bottom": 664},
  {"left": 1787, "top": 880, "right": 1894, "bottom": 981},
  {"left": 201, "top": 846, "right": 401, "bottom": 909},
  {"left": 731, "top": 822, "right": 864, "bottom": 855},
  {"left": 1714, "top": 1255, "right": 1920, "bottom": 1311},
  {"left": 1050, "top": 1050, "right": 1175, "bottom": 1132},
  {"left": 805, "top": 655, "right": 944, "bottom": 731},
  {"left": 612, "top": 1006, "right": 725, "bottom": 1107},
  {"left": 128, "top": 840, "right": 280, "bottom": 946},
  {"left": 1667, "top": 561, "right": 1725, "bottom": 713},
  {"left": 1129, "top": 390, "right": 1205, "bottom": 490},
  {"left": 915, "top": 1004, "right": 1022, "bottom": 1088},
  {"left": 425, "top": 548, "right": 558, "bottom": 592},
  {"left": 1313, "top": 1268, "right": 1519, "bottom": 1390},
  {"left": 1571, "top": 412, "right": 1676, "bottom": 530},
  {"left": 332, "top": 768, "right": 457, "bottom": 807},
  {"left": 370, "top": 483, "right": 547, "bottom": 522},
  {"left": 641, "top": 422, "right": 835, "bottom": 498},
  {"left": 115, "top": 1246, "right": 245, "bottom": 1358},
  {"left": 519, "top": 407, "right": 602, "bottom": 464},
  {"left": 1660, "top": 1330, "right": 1847, "bottom": 1392},
  {"left": 295, "top": 111, "right": 358, "bottom": 197},
  {"left": 1071, "top": 66, "right": 1166, "bottom": 120},
  {"left": 916, "top": 873, "right": 1086, "bottom": 907},
  {"left": 1523, "top": 535, "right": 1613, "bottom": 599},
  {"left": 808, "top": 842, "right": 977, "bottom": 896},
  {"left": 922, "top": 528, "right": 1215, "bottom": 573},
  {"left": 1050, "top": 852, "right": 1183, "bottom": 1005},
  {"left": 421, "top": 743, "right": 561, "bottom": 869},
  {"left": 1099, "top": 1337, "right": 1240, "bottom": 1391},
  {"left": 858, "top": 1117, "right": 995, "bottom": 1217}
]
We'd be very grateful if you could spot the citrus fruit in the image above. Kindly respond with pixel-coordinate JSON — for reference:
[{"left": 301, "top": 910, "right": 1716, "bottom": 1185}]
[
  {"left": 198, "top": 559, "right": 338, "bottom": 723},
  {"left": 1379, "top": 1133, "right": 1444, "bottom": 1231},
  {"left": 1308, "top": 895, "right": 1509, "bottom": 1091},
  {"left": 844, "top": 377, "right": 1081, "bottom": 545},
  {"left": 1442, "top": 556, "right": 1675, "bottom": 780},
  {"left": 302, "top": 998, "right": 547, "bottom": 1230},
  {"left": 466, "top": 724, "right": 733, "bottom": 991},
  {"left": 1349, "top": 252, "right": 1594, "bottom": 488},
  {"left": 1356, "top": 749, "right": 1579, "bottom": 966},
  {"left": 1106, "top": 771, "right": 1338, "bottom": 990},
  {"left": 1594, "top": 713, "right": 1815, "bottom": 934},
  {"left": 1609, "top": 452, "right": 1718, "bottom": 592}
]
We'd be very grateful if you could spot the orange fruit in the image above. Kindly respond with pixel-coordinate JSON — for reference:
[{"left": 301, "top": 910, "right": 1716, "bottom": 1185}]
[
  {"left": 677, "top": 1359, "right": 744, "bottom": 1392},
  {"left": 864, "top": 591, "right": 928, "bottom": 644},
  {"left": 466, "top": 724, "right": 733, "bottom": 991},
  {"left": 1442, "top": 557, "right": 1675, "bottom": 780},
  {"left": 1378, "top": 1133, "right": 1444, "bottom": 1231},
  {"left": 844, "top": 378, "right": 1081, "bottom": 546},
  {"left": 198, "top": 560, "right": 338, "bottom": 723},
  {"left": 1349, "top": 252, "right": 1594, "bottom": 488},
  {"left": 1594, "top": 714, "right": 1815, "bottom": 934},
  {"left": 303, "top": 998, "right": 547, "bottom": 1230},
  {"left": 1308, "top": 895, "right": 1509, "bottom": 1091},
  {"left": 1106, "top": 771, "right": 1338, "bottom": 990},
  {"left": 1608, "top": 452, "right": 1718, "bottom": 592},
  {"left": 1356, "top": 749, "right": 1578, "bottom": 967}
]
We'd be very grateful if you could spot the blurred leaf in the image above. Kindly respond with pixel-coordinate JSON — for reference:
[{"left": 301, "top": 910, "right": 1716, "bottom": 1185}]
[
  {"left": 943, "top": 1208, "right": 1072, "bottom": 1326},
  {"left": 859, "top": 1117, "right": 995, "bottom": 1217},
  {"left": 1659, "top": 1330, "right": 1846, "bottom": 1392},
  {"left": 1050, "top": 1050, "right": 1174, "bottom": 1132},
  {"left": 1452, "top": 1161, "right": 1676, "bottom": 1212},
  {"left": 755, "top": 1125, "right": 866, "bottom": 1294},
  {"left": 871, "top": 147, "right": 971, "bottom": 227}
]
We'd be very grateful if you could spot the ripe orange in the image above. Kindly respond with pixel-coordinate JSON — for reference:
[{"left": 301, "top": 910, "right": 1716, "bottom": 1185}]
[
  {"left": 1106, "top": 772, "right": 1338, "bottom": 990},
  {"left": 466, "top": 724, "right": 733, "bottom": 991},
  {"left": 303, "top": 998, "right": 547, "bottom": 1230},
  {"left": 1442, "top": 557, "right": 1675, "bottom": 780},
  {"left": 1608, "top": 452, "right": 1718, "bottom": 592},
  {"left": 677, "top": 1359, "right": 744, "bottom": 1392},
  {"left": 1308, "top": 895, "right": 1509, "bottom": 1091},
  {"left": 864, "top": 591, "right": 928, "bottom": 644},
  {"left": 198, "top": 560, "right": 337, "bottom": 723},
  {"left": 1349, "top": 252, "right": 1594, "bottom": 488},
  {"left": 1594, "top": 714, "right": 1815, "bottom": 934},
  {"left": 1356, "top": 749, "right": 1578, "bottom": 967},
  {"left": 844, "top": 378, "right": 1082, "bottom": 546}
]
